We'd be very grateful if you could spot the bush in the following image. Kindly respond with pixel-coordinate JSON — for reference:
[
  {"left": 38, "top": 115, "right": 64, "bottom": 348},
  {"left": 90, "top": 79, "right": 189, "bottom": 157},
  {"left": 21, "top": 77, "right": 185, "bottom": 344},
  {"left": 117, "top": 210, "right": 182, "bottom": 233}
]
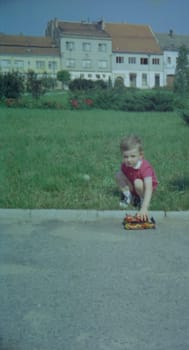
[
  {"left": 1, "top": 72, "right": 24, "bottom": 99},
  {"left": 91, "top": 88, "right": 175, "bottom": 111},
  {"left": 69, "top": 78, "right": 94, "bottom": 91},
  {"left": 0, "top": 72, "right": 3, "bottom": 99},
  {"left": 70, "top": 94, "right": 94, "bottom": 109},
  {"left": 147, "top": 90, "right": 174, "bottom": 111},
  {"left": 69, "top": 78, "right": 108, "bottom": 91},
  {"left": 92, "top": 88, "right": 120, "bottom": 109},
  {"left": 180, "top": 110, "right": 189, "bottom": 124}
]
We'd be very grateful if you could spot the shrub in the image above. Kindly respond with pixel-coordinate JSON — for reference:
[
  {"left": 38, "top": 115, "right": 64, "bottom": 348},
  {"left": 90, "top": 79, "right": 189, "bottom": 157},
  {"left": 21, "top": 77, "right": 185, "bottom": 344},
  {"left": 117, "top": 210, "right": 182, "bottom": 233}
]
[
  {"left": 69, "top": 78, "right": 94, "bottom": 91},
  {"left": 5, "top": 98, "right": 18, "bottom": 108},
  {"left": 70, "top": 95, "right": 94, "bottom": 109},
  {"left": 26, "top": 70, "right": 45, "bottom": 99},
  {"left": 70, "top": 98, "right": 80, "bottom": 109},
  {"left": 57, "top": 70, "right": 71, "bottom": 89},
  {"left": 180, "top": 110, "right": 189, "bottom": 124},
  {"left": 0, "top": 72, "right": 3, "bottom": 99},
  {"left": 147, "top": 90, "right": 174, "bottom": 111},
  {"left": 1, "top": 72, "right": 24, "bottom": 99},
  {"left": 40, "top": 100, "right": 63, "bottom": 109}
]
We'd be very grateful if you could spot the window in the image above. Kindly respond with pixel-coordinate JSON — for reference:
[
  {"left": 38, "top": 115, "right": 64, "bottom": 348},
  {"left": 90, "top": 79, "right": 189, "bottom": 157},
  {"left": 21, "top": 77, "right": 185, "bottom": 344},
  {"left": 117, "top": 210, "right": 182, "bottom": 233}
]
[
  {"left": 128, "top": 57, "right": 136, "bottom": 64},
  {"left": 66, "top": 59, "right": 75, "bottom": 68},
  {"left": 152, "top": 58, "right": 160, "bottom": 65},
  {"left": 48, "top": 61, "right": 58, "bottom": 70},
  {"left": 36, "top": 61, "right": 45, "bottom": 69},
  {"left": 140, "top": 58, "right": 148, "bottom": 65},
  {"left": 167, "top": 56, "right": 171, "bottom": 64},
  {"left": 155, "top": 74, "right": 160, "bottom": 87},
  {"left": 142, "top": 73, "right": 148, "bottom": 87},
  {"left": 98, "top": 43, "right": 107, "bottom": 52},
  {"left": 98, "top": 60, "right": 107, "bottom": 69},
  {"left": 82, "top": 60, "right": 91, "bottom": 68},
  {"left": 66, "top": 41, "right": 75, "bottom": 51},
  {"left": 0, "top": 59, "right": 11, "bottom": 68},
  {"left": 14, "top": 60, "right": 24, "bottom": 69},
  {"left": 116, "top": 56, "right": 124, "bottom": 64},
  {"left": 82, "top": 42, "right": 91, "bottom": 52},
  {"left": 129, "top": 73, "right": 137, "bottom": 87}
]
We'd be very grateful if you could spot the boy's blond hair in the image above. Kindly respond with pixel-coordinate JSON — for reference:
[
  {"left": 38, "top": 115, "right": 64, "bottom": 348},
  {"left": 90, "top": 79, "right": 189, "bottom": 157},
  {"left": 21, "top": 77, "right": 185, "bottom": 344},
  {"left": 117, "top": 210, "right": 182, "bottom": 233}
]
[{"left": 120, "top": 135, "right": 143, "bottom": 153}]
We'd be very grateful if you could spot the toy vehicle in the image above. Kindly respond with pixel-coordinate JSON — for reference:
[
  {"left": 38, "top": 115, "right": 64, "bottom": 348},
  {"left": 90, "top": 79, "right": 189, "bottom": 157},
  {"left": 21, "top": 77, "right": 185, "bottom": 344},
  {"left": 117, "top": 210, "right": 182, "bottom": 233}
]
[{"left": 123, "top": 214, "right": 156, "bottom": 230}]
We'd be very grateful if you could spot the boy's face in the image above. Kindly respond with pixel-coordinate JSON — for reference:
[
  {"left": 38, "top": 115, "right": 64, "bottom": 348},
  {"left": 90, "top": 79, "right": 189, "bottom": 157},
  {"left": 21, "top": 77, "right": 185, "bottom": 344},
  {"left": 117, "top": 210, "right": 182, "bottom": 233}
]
[{"left": 122, "top": 148, "right": 143, "bottom": 168}]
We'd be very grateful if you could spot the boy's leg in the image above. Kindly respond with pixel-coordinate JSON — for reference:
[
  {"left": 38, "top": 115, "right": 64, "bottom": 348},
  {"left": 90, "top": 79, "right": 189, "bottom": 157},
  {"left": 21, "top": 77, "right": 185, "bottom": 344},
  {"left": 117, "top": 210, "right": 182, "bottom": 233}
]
[
  {"left": 134, "top": 179, "right": 144, "bottom": 198},
  {"left": 131, "top": 179, "right": 144, "bottom": 208},
  {"left": 115, "top": 171, "right": 133, "bottom": 207},
  {"left": 115, "top": 170, "right": 133, "bottom": 193}
]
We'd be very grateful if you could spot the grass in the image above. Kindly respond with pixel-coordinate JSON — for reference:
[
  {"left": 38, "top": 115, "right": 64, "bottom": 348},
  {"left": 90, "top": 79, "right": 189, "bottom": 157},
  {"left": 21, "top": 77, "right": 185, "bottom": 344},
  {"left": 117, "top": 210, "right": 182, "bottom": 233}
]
[{"left": 0, "top": 107, "right": 189, "bottom": 211}]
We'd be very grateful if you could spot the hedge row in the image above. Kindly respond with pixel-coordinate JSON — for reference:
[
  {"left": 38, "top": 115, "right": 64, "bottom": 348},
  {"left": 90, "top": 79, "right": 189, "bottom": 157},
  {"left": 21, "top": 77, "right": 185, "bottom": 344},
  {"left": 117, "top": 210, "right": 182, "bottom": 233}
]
[
  {"left": 0, "top": 87, "right": 186, "bottom": 112},
  {"left": 69, "top": 88, "right": 178, "bottom": 111}
]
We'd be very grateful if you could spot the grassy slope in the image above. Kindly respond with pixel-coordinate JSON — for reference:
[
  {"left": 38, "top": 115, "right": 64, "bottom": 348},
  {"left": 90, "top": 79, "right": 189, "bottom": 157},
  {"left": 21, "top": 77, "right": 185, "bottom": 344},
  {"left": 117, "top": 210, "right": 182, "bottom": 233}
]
[{"left": 0, "top": 108, "right": 189, "bottom": 210}]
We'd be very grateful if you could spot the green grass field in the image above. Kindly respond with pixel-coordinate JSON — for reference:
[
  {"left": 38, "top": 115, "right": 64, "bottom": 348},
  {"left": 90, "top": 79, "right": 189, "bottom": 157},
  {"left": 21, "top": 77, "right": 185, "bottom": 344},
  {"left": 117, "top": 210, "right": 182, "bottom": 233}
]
[{"left": 0, "top": 107, "right": 189, "bottom": 211}]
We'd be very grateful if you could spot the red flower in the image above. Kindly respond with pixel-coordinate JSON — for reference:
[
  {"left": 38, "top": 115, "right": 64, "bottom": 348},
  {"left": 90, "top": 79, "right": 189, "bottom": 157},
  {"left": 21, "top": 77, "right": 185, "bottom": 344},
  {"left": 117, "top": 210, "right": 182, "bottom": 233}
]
[
  {"left": 85, "top": 98, "right": 93, "bottom": 106},
  {"left": 71, "top": 99, "right": 79, "bottom": 108}
]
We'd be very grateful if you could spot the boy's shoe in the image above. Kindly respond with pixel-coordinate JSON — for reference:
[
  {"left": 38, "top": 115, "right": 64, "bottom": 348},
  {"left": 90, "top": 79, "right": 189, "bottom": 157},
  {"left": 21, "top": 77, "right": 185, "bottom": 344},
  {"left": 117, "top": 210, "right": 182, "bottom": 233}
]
[
  {"left": 132, "top": 195, "right": 141, "bottom": 209},
  {"left": 119, "top": 192, "right": 131, "bottom": 208}
]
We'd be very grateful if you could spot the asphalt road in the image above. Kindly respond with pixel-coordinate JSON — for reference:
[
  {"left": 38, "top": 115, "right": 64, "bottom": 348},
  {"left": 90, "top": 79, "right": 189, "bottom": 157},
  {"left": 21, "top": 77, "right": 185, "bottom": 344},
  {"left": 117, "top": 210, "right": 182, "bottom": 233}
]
[{"left": 1, "top": 214, "right": 189, "bottom": 350}]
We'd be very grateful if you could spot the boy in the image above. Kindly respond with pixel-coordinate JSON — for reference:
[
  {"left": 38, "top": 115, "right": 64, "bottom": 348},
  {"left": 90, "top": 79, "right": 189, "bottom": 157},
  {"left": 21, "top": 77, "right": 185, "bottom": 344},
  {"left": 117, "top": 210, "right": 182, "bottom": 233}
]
[{"left": 116, "top": 135, "right": 158, "bottom": 220}]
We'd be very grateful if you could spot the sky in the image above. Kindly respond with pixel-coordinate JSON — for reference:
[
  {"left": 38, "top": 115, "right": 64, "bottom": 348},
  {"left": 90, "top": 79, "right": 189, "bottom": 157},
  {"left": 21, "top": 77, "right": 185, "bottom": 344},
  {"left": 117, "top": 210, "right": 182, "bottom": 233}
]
[{"left": 0, "top": 0, "right": 189, "bottom": 37}]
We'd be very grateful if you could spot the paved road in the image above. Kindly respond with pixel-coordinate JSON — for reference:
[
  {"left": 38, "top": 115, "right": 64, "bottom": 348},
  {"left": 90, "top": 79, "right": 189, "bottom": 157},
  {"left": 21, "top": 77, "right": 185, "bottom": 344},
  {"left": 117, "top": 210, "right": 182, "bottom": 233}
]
[{"left": 0, "top": 213, "right": 189, "bottom": 350}]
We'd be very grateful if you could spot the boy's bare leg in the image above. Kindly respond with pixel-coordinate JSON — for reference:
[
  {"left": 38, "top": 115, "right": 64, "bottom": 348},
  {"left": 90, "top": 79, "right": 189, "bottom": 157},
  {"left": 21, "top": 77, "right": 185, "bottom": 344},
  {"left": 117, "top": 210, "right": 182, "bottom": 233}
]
[{"left": 115, "top": 171, "right": 133, "bottom": 193}]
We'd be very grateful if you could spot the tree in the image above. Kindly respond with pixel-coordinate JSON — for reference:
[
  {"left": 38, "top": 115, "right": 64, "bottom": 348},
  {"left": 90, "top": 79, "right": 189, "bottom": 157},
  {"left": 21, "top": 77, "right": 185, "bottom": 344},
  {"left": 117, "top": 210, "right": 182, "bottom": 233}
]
[
  {"left": 41, "top": 73, "right": 56, "bottom": 91},
  {"left": 57, "top": 70, "right": 71, "bottom": 89},
  {"left": 174, "top": 45, "right": 189, "bottom": 95},
  {"left": 26, "top": 70, "right": 44, "bottom": 99},
  {"left": 0, "top": 72, "right": 3, "bottom": 99},
  {"left": 1, "top": 72, "right": 24, "bottom": 99}
]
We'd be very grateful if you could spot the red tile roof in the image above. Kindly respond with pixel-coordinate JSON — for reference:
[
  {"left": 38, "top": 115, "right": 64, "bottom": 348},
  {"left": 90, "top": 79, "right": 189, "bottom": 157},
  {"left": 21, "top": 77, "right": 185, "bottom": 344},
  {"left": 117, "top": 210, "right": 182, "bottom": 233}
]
[
  {"left": 0, "top": 34, "right": 60, "bottom": 56},
  {"left": 57, "top": 21, "right": 111, "bottom": 38},
  {"left": 105, "top": 23, "right": 162, "bottom": 54}
]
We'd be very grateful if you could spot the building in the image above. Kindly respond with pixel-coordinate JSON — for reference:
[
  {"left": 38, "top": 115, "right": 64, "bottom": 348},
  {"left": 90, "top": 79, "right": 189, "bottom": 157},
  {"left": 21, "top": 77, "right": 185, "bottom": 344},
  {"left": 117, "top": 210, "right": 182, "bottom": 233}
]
[
  {"left": 45, "top": 19, "right": 164, "bottom": 88},
  {"left": 45, "top": 18, "right": 112, "bottom": 82},
  {"left": 0, "top": 33, "right": 60, "bottom": 78},
  {"left": 104, "top": 22, "right": 163, "bottom": 88},
  {"left": 0, "top": 19, "right": 189, "bottom": 89},
  {"left": 155, "top": 30, "right": 189, "bottom": 87}
]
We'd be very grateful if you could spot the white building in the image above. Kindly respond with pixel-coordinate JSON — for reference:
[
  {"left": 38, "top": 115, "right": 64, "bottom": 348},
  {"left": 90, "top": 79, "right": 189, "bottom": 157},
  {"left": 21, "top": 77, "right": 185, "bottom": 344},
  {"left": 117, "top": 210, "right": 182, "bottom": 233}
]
[
  {"left": 104, "top": 22, "right": 163, "bottom": 88},
  {"left": 155, "top": 30, "right": 189, "bottom": 87}
]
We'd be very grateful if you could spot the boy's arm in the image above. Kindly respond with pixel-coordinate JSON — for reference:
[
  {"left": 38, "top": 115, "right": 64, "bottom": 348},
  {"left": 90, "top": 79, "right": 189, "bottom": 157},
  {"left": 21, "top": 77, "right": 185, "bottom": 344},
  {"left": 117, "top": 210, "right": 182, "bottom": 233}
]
[{"left": 138, "top": 177, "right": 153, "bottom": 219}]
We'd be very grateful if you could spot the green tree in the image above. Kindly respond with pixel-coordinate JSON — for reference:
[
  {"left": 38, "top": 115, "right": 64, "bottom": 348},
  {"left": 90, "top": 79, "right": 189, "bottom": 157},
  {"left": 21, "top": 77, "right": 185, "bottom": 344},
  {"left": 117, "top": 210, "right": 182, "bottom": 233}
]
[
  {"left": 1, "top": 72, "right": 24, "bottom": 99},
  {"left": 26, "top": 70, "right": 44, "bottom": 99},
  {"left": 57, "top": 70, "right": 71, "bottom": 89},
  {"left": 41, "top": 73, "right": 56, "bottom": 91},
  {"left": 174, "top": 45, "right": 189, "bottom": 95},
  {"left": 0, "top": 72, "right": 3, "bottom": 99}
]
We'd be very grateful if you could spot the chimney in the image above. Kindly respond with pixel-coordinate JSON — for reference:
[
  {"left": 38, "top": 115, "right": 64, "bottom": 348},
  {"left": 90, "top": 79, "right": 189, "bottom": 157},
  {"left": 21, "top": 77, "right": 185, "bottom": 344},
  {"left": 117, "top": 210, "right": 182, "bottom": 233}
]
[
  {"left": 98, "top": 18, "right": 105, "bottom": 30},
  {"left": 169, "top": 29, "right": 173, "bottom": 37}
]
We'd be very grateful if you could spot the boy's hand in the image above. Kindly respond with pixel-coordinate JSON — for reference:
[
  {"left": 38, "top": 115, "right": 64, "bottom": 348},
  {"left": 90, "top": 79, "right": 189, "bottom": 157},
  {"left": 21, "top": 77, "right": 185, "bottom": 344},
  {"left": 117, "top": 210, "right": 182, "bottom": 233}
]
[{"left": 137, "top": 209, "right": 148, "bottom": 221}]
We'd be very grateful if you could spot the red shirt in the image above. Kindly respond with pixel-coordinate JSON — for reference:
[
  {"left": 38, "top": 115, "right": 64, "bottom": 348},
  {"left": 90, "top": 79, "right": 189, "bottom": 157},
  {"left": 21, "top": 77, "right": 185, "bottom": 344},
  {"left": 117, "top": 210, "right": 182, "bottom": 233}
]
[{"left": 121, "top": 159, "right": 158, "bottom": 194}]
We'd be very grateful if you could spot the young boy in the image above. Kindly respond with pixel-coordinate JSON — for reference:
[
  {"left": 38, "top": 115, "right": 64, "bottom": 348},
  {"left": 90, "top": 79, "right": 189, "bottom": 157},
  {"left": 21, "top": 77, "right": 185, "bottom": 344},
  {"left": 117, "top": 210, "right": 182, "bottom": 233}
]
[{"left": 116, "top": 135, "right": 158, "bottom": 220}]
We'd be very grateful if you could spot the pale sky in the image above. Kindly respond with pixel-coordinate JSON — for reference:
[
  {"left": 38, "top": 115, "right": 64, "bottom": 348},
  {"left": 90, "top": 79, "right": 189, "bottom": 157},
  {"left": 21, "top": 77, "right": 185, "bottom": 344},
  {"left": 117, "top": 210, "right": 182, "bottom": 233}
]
[{"left": 0, "top": 0, "right": 188, "bottom": 37}]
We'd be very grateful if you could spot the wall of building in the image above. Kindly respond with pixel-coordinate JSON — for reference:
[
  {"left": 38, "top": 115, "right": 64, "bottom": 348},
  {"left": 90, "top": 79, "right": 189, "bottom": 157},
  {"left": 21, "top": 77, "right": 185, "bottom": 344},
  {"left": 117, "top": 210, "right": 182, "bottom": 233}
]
[{"left": 0, "top": 54, "right": 60, "bottom": 77}]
